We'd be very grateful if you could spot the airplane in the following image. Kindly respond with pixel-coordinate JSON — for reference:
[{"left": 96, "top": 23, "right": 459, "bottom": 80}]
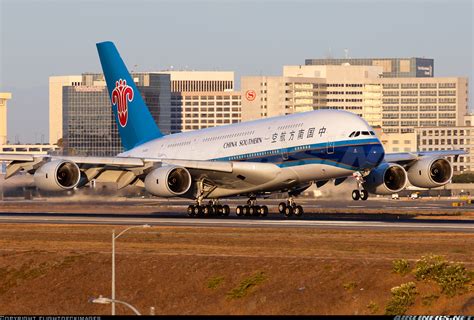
[{"left": 0, "top": 41, "right": 465, "bottom": 218}]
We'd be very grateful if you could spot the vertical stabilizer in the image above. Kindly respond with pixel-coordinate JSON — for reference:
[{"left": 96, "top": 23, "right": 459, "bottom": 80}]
[{"left": 96, "top": 41, "right": 163, "bottom": 150}]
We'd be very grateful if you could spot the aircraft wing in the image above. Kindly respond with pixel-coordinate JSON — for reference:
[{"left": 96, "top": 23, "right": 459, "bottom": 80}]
[
  {"left": 384, "top": 149, "right": 467, "bottom": 164},
  {"left": 0, "top": 154, "right": 284, "bottom": 196}
]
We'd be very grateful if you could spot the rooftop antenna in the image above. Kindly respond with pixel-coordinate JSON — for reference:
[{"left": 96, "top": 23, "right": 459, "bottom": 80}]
[{"left": 326, "top": 47, "right": 333, "bottom": 59}]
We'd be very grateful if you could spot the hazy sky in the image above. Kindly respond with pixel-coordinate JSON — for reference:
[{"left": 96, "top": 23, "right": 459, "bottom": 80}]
[{"left": 1, "top": 0, "right": 472, "bottom": 143}]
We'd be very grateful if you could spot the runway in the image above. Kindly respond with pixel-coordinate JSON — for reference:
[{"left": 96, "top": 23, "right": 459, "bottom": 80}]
[{"left": 0, "top": 212, "right": 473, "bottom": 232}]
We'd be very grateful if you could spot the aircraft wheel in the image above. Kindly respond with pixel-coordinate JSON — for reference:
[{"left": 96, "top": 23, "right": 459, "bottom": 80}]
[
  {"left": 222, "top": 205, "right": 230, "bottom": 216},
  {"left": 203, "top": 205, "right": 213, "bottom": 217},
  {"left": 244, "top": 205, "right": 251, "bottom": 216},
  {"left": 294, "top": 205, "right": 304, "bottom": 217},
  {"left": 194, "top": 205, "right": 203, "bottom": 217},
  {"left": 187, "top": 205, "right": 195, "bottom": 217},
  {"left": 236, "top": 206, "right": 244, "bottom": 217},
  {"left": 260, "top": 205, "right": 269, "bottom": 217},
  {"left": 250, "top": 206, "right": 259, "bottom": 217},
  {"left": 352, "top": 190, "right": 360, "bottom": 201},
  {"left": 214, "top": 205, "right": 222, "bottom": 216},
  {"left": 278, "top": 202, "right": 287, "bottom": 214},
  {"left": 284, "top": 205, "right": 293, "bottom": 217},
  {"left": 360, "top": 190, "right": 369, "bottom": 201}
]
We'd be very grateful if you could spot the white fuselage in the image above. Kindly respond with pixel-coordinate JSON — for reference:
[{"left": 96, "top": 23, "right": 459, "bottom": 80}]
[{"left": 120, "top": 110, "right": 385, "bottom": 191}]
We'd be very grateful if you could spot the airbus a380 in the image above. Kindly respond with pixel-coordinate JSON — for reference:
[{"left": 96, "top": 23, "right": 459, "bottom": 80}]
[{"left": 1, "top": 42, "right": 465, "bottom": 217}]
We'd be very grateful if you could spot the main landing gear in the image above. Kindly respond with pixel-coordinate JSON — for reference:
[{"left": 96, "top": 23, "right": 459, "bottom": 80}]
[
  {"left": 187, "top": 201, "right": 231, "bottom": 217},
  {"left": 235, "top": 197, "right": 269, "bottom": 218},
  {"left": 278, "top": 197, "right": 304, "bottom": 217}
]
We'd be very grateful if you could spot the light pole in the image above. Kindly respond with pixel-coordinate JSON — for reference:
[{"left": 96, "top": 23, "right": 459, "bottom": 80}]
[
  {"left": 91, "top": 295, "right": 141, "bottom": 315},
  {"left": 112, "top": 224, "right": 151, "bottom": 315}
]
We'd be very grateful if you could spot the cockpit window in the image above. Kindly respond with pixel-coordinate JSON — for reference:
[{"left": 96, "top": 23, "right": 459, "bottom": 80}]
[
  {"left": 361, "top": 131, "right": 370, "bottom": 136},
  {"left": 354, "top": 131, "right": 360, "bottom": 137},
  {"left": 369, "top": 131, "right": 375, "bottom": 136},
  {"left": 349, "top": 131, "right": 355, "bottom": 137}
]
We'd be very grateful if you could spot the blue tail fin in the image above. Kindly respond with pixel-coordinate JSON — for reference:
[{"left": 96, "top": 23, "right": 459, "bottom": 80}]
[{"left": 96, "top": 41, "right": 163, "bottom": 151}]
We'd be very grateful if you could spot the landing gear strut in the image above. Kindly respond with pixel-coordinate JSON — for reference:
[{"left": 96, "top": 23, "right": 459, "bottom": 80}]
[
  {"left": 278, "top": 196, "right": 304, "bottom": 217},
  {"left": 236, "top": 197, "right": 268, "bottom": 218},
  {"left": 352, "top": 172, "right": 368, "bottom": 201}
]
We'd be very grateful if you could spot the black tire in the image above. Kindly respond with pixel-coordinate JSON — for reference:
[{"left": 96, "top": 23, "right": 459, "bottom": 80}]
[
  {"left": 260, "top": 205, "right": 269, "bottom": 217},
  {"left": 236, "top": 206, "right": 243, "bottom": 217},
  {"left": 223, "top": 205, "right": 230, "bottom": 216},
  {"left": 278, "top": 202, "right": 287, "bottom": 214},
  {"left": 251, "top": 206, "right": 260, "bottom": 217},
  {"left": 244, "top": 205, "right": 251, "bottom": 216},
  {"left": 248, "top": 206, "right": 255, "bottom": 216},
  {"left": 360, "top": 190, "right": 369, "bottom": 201},
  {"left": 352, "top": 190, "right": 360, "bottom": 201},
  {"left": 214, "top": 205, "right": 222, "bottom": 216},
  {"left": 195, "top": 205, "right": 203, "bottom": 217},
  {"left": 294, "top": 205, "right": 304, "bottom": 217},
  {"left": 187, "top": 205, "right": 195, "bottom": 217},
  {"left": 204, "top": 205, "right": 213, "bottom": 216},
  {"left": 284, "top": 205, "right": 293, "bottom": 217}
]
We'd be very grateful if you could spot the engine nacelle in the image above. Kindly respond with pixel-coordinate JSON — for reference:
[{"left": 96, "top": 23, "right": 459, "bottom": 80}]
[
  {"left": 144, "top": 166, "right": 192, "bottom": 197},
  {"left": 407, "top": 157, "right": 453, "bottom": 188},
  {"left": 34, "top": 160, "right": 81, "bottom": 191},
  {"left": 363, "top": 163, "right": 407, "bottom": 195}
]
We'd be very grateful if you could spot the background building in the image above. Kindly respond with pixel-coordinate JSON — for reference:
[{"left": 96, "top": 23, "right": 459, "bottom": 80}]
[
  {"left": 240, "top": 76, "right": 325, "bottom": 122},
  {"left": 0, "top": 92, "right": 12, "bottom": 145},
  {"left": 61, "top": 73, "right": 171, "bottom": 156},
  {"left": 305, "top": 57, "right": 434, "bottom": 78},
  {"left": 0, "top": 144, "right": 59, "bottom": 155},
  {"left": 464, "top": 113, "right": 474, "bottom": 126},
  {"left": 161, "top": 71, "right": 240, "bottom": 133},
  {"left": 379, "top": 77, "right": 468, "bottom": 134},
  {"left": 158, "top": 71, "right": 234, "bottom": 92},
  {"left": 49, "top": 76, "right": 82, "bottom": 145},
  {"left": 283, "top": 65, "right": 383, "bottom": 126},
  {"left": 171, "top": 92, "right": 241, "bottom": 132},
  {"left": 379, "top": 132, "right": 417, "bottom": 153}
]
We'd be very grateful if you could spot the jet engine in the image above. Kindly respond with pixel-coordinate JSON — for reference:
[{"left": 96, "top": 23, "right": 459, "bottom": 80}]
[
  {"left": 363, "top": 163, "right": 407, "bottom": 195},
  {"left": 34, "top": 160, "right": 81, "bottom": 191},
  {"left": 144, "top": 166, "right": 192, "bottom": 197},
  {"left": 407, "top": 157, "right": 453, "bottom": 188}
]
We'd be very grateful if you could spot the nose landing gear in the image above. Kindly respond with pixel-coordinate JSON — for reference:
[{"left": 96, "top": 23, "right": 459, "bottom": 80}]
[
  {"left": 352, "top": 172, "right": 369, "bottom": 201},
  {"left": 351, "top": 189, "right": 368, "bottom": 201}
]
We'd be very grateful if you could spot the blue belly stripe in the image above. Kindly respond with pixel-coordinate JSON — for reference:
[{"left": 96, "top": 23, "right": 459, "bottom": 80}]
[{"left": 212, "top": 138, "right": 384, "bottom": 171}]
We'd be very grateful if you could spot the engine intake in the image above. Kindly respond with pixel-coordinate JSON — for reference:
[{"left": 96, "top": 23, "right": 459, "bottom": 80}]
[
  {"left": 407, "top": 157, "right": 452, "bottom": 188},
  {"left": 34, "top": 160, "right": 81, "bottom": 191},
  {"left": 363, "top": 163, "right": 407, "bottom": 195},
  {"left": 144, "top": 166, "right": 192, "bottom": 197}
]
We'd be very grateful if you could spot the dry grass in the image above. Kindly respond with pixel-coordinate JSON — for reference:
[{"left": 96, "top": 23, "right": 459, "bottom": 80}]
[{"left": 0, "top": 223, "right": 473, "bottom": 315}]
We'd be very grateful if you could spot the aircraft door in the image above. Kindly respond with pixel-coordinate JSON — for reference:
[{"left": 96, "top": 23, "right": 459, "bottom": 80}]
[
  {"left": 326, "top": 136, "right": 335, "bottom": 154},
  {"left": 280, "top": 132, "right": 289, "bottom": 161}
]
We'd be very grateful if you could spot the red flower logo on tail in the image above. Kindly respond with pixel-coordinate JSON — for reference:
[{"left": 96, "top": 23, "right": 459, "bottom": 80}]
[{"left": 111, "top": 79, "right": 134, "bottom": 127}]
